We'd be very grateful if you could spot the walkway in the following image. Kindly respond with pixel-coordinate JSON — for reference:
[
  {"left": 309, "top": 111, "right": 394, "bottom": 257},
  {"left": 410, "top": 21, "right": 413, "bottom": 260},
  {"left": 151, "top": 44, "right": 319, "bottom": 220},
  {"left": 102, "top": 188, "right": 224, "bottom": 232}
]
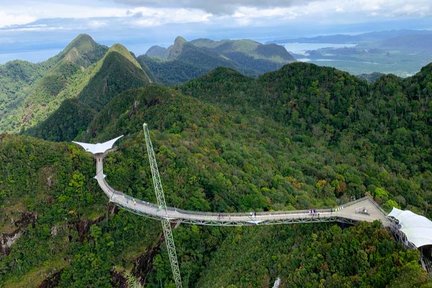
[{"left": 94, "top": 154, "right": 390, "bottom": 227}]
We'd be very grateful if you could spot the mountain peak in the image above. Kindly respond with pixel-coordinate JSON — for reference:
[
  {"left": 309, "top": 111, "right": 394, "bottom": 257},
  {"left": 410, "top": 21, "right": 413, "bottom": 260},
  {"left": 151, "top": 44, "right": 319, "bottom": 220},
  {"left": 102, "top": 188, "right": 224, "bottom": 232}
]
[
  {"left": 106, "top": 43, "right": 142, "bottom": 69},
  {"left": 64, "top": 34, "right": 97, "bottom": 54},
  {"left": 146, "top": 45, "right": 168, "bottom": 59},
  {"left": 60, "top": 34, "right": 107, "bottom": 67},
  {"left": 108, "top": 43, "right": 130, "bottom": 54},
  {"left": 74, "top": 33, "right": 94, "bottom": 43},
  {"left": 168, "top": 36, "right": 187, "bottom": 60},
  {"left": 174, "top": 36, "right": 187, "bottom": 45}
]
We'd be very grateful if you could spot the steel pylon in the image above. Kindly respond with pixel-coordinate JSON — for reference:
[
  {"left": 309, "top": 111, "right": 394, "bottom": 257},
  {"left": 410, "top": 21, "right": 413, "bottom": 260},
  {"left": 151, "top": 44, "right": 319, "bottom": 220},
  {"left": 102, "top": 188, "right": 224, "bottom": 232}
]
[{"left": 143, "top": 123, "right": 183, "bottom": 288}]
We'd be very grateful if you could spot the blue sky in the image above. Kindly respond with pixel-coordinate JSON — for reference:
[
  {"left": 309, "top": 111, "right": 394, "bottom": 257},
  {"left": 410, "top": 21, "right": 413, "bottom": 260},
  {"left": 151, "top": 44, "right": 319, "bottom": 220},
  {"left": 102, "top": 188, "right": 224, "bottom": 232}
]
[{"left": 0, "top": 0, "right": 432, "bottom": 63}]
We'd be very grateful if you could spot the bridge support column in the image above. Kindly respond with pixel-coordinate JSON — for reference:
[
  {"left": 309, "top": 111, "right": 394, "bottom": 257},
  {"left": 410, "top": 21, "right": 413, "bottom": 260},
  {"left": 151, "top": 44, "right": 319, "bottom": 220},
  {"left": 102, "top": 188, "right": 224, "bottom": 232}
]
[{"left": 95, "top": 155, "right": 104, "bottom": 177}]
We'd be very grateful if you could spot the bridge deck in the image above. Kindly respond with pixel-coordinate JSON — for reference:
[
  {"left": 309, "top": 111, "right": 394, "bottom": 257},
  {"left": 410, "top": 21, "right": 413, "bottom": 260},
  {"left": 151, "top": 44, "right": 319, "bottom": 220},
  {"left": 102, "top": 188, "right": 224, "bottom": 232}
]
[{"left": 94, "top": 155, "right": 390, "bottom": 227}]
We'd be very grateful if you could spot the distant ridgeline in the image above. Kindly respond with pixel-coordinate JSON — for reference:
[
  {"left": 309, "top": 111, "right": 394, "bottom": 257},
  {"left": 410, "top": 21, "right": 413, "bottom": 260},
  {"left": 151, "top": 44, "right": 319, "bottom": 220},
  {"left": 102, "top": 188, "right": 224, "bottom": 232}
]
[
  {"left": 139, "top": 36, "right": 295, "bottom": 85},
  {"left": 0, "top": 33, "right": 431, "bottom": 287}
]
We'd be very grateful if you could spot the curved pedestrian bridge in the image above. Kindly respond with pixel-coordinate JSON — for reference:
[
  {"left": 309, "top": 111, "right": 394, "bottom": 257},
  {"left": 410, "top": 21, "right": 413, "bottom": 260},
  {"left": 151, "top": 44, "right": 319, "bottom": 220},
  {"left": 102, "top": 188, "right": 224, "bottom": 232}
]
[{"left": 92, "top": 153, "right": 390, "bottom": 227}]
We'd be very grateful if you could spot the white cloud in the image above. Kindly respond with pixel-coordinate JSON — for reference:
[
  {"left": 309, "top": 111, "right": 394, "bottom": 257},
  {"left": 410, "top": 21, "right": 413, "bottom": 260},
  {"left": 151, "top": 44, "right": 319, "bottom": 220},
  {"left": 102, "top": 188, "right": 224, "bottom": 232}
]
[
  {"left": 113, "top": 0, "right": 315, "bottom": 14},
  {"left": 0, "top": 2, "right": 212, "bottom": 30},
  {"left": 228, "top": 7, "right": 299, "bottom": 26},
  {"left": 0, "top": 2, "right": 127, "bottom": 28},
  {"left": 0, "top": 11, "right": 36, "bottom": 28},
  {"left": 127, "top": 7, "right": 211, "bottom": 26},
  {"left": 0, "top": 0, "right": 431, "bottom": 31},
  {"left": 113, "top": 0, "right": 432, "bottom": 18},
  {"left": 221, "top": 0, "right": 432, "bottom": 27}
]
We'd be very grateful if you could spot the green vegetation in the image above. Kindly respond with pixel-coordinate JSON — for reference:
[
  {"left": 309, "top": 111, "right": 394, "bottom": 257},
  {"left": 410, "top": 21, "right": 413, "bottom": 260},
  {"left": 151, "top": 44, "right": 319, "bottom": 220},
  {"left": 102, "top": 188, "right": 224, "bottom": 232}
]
[
  {"left": 139, "top": 55, "right": 208, "bottom": 86},
  {"left": 190, "top": 38, "right": 294, "bottom": 63},
  {"left": 198, "top": 223, "right": 428, "bottom": 287},
  {"left": 181, "top": 63, "right": 432, "bottom": 213},
  {"left": 24, "top": 44, "right": 152, "bottom": 141},
  {"left": 139, "top": 36, "right": 295, "bottom": 85},
  {"left": 0, "top": 134, "right": 161, "bottom": 287},
  {"left": 0, "top": 38, "right": 431, "bottom": 287},
  {"left": 138, "top": 42, "right": 237, "bottom": 86},
  {"left": 0, "top": 60, "right": 48, "bottom": 129},
  {"left": 0, "top": 34, "right": 108, "bottom": 134}
]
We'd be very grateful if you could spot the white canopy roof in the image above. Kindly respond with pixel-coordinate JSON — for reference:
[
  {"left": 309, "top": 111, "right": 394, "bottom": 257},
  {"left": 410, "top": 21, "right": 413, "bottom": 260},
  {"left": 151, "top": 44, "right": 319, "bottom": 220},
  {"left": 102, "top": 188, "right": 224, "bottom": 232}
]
[
  {"left": 388, "top": 207, "right": 432, "bottom": 248},
  {"left": 73, "top": 135, "right": 123, "bottom": 155}
]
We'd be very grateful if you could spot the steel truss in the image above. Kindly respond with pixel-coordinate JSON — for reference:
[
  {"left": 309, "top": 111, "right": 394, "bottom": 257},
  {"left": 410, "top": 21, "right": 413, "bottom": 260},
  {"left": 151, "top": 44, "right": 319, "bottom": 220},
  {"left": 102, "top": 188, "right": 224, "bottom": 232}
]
[{"left": 143, "top": 123, "right": 183, "bottom": 288}]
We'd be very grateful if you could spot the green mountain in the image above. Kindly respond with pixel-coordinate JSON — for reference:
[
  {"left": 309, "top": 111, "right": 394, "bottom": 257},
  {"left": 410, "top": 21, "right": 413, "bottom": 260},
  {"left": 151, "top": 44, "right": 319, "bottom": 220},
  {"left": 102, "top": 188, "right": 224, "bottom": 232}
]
[
  {"left": 139, "top": 36, "right": 295, "bottom": 85},
  {"left": 145, "top": 45, "right": 169, "bottom": 59},
  {"left": 60, "top": 34, "right": 109, "bottom": 67},
  {"left": 0, "top": 34, "right": 108, "bottom": 134},
  {"left": 182, "top": 63, "right": 431, "bottom": 179},
  {"left": 139, "top": 38, "right": 236, "bottom": 86},
  {"left": 24, "top": 44, "right": 153, "bottom": 141},
  {"left": 167, "top": 36, "right": 188, "bottom": 60},
  {"left": 1, "top": 57, "right": 432, "bottom": 287},
  {"left": 0, "top": 60, "right": 45, "bottom": 125},
  {"left": 190, "top": 38, "right": 294, "bottom": 63},
  {"left": 0, "top": 34, "right": 106, "bottom": 125}
]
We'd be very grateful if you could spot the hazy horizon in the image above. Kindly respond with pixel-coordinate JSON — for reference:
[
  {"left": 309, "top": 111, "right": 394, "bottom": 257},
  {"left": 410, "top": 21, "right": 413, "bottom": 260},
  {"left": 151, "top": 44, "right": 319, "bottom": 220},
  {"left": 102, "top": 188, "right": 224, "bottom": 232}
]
[{"left": 1, "top": 0, "right": 432, "bottom": 63}]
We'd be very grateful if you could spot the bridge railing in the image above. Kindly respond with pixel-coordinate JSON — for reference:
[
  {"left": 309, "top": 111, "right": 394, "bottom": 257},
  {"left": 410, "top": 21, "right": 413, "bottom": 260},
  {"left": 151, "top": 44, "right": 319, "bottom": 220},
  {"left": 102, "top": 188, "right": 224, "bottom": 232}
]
[
  {"left": 103, "top": 179, "right": 376, "bottom": 221},
  {"left": 103, "top": 180, "right": 162, "bottom": 210},
  {"left": 255, "top": 208, "right": 333, "bottom": 215},
  {"left": 337, "top": 196, "right": 387, "bottom": 215},
  {"left": 105, "top": 179, "right": 339, "bottom": 217},
  {"left": 159, "top": 204, "right": 334, "bottom": 219},
  {"left": 339, "top": 196, "right": 369, "bottom": 208},
  {"left": 163, "top": 202, "right": 335, "bottom": 218},
  {"left": 341, "top": 196, "right": 383, "bottom": 209},
  {"left": 366, "top": 197, "right": 388, "bottom": 216}
]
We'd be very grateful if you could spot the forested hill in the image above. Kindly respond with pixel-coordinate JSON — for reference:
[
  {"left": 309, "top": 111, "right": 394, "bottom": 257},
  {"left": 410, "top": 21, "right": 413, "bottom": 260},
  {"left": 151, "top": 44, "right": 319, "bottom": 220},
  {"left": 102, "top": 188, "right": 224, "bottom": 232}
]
[
  {"left": 0, "top": 52, "right": 431, "bottom": 286},
  {"left": 0, "top": 34, "right": 108, "bottom": 134},
  {"left": 138, "top": 36, "right": 295, "bottom": 85},
  {"left": 24, "top": 44, "right": 153, "bottom": 141},
  {"left": 0, "top": 35, "right": 153, "bottom": 136},
  {"left": 182, "top": 62, "right": 432, "bottom": 179}
]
